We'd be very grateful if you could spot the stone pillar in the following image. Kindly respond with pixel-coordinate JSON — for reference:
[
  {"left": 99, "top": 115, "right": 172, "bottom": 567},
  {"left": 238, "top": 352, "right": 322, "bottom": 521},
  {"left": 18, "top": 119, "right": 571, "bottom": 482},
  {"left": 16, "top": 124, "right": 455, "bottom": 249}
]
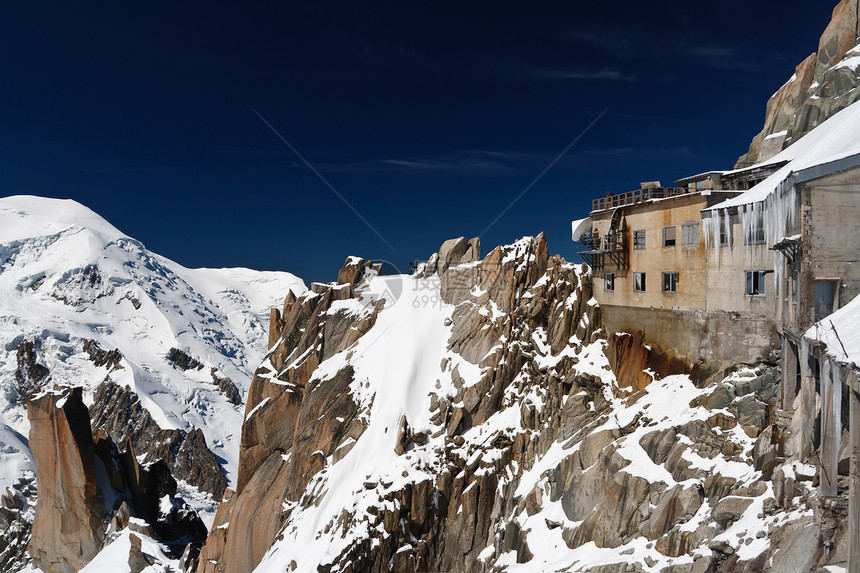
[
  {"left": 834, "top": 365, "right": 844, "bottom": 460},
  {"left": 849, "top": 370, "right": 860, "bottom": 573},
  {"left": 782, "top": 337, "right": 800, "bottom": 411},
  {"left": 821, "top": 359, "right": 839, "bottom": 497},
  {"left": 781, "top": 336, "right": 788, "bottom": 410},
  {"left": 800, "top": 340, "right": 815, "bottom": 459}
]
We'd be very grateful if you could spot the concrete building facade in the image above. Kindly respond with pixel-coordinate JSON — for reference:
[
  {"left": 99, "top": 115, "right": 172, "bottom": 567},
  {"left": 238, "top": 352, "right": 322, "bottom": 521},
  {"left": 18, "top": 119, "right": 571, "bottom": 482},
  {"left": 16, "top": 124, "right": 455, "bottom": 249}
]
[{"left": 578, "top": 178, "right": 783, "bottom": 366}]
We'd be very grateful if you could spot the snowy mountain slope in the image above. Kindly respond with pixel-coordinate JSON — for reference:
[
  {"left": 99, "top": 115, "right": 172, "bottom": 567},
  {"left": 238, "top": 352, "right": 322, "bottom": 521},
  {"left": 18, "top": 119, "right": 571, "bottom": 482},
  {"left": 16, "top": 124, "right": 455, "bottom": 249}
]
[
  {"left": 0, "top": 195, "right": 306, "bottom": 499},
  {"left": 199, "top": 236, "right": 823, "bottom": 573}
]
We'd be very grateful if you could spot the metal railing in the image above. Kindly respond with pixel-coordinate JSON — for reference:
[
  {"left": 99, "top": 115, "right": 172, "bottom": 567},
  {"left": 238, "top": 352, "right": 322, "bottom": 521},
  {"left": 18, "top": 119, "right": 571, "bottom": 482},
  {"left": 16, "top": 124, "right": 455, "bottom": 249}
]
[{"left": 591, "top": 187, "right": 697, "bottom": 212}]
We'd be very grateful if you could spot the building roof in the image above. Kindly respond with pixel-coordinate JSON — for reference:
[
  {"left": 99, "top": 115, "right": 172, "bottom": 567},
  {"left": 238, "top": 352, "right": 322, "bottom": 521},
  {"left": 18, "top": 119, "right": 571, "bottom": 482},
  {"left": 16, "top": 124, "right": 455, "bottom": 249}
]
[
  {"left": 706, "top": 100, "right": 860, "bottom": 212},
  {"left": 675, "top": 170, "right": 729, "bottom": 185},
  {"left": 805, "top": 292, "right": 860, "bottom": 367}
]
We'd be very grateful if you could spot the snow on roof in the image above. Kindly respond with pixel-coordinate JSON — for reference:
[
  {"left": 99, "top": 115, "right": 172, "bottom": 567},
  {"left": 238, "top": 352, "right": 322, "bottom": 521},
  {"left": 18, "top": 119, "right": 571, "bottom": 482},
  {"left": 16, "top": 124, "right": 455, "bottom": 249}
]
[
  {"left": 571, "top": 217, "right": 592, "bottom": 241},
  {"left": 675, "top": 170, "right": 729, "bottom": 184},
  {"left": 707, "top": 100, "right": 860, "bottom": 211},
  {"left": 805, "top": 292, "right": 860, "bottom": 366}
]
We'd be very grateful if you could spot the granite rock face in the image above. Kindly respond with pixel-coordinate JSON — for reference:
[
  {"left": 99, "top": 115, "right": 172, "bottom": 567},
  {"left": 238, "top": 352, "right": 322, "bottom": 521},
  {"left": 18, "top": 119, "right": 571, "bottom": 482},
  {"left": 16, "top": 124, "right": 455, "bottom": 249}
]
[
  {"left": 27, "top": 388, "right": 105, "bottom": 573},
  {"left": 199, "top": 254, "right": 384, "bottom": 573},
  {"left": 27, "top": 386, "right": 207, "bottom": 573},
  {"left": 737, "top": 0, "right": 860, "bottom": 167}
]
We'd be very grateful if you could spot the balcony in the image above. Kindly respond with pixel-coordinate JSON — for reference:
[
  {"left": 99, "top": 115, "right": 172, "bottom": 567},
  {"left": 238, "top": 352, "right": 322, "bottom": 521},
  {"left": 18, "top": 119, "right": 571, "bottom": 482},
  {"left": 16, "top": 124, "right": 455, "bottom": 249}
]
[{"left": 591, "top": 187, "right": 698, "bottom": 213}]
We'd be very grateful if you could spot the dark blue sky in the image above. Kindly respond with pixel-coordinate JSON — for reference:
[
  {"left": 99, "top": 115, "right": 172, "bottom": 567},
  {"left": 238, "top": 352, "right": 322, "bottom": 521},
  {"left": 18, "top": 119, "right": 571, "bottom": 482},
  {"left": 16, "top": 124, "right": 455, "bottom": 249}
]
[{"left": 1, "top": 1, "right": 833, "bottom": 282}]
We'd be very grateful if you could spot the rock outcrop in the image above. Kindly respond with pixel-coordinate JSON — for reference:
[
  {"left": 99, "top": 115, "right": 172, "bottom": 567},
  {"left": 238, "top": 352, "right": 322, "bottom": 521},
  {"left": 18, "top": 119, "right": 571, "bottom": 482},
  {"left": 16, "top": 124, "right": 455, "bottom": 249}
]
[
  {"left": 196, "top": 235, "right": 836, "bottom": 572},
  {"left": 737, "top": 0, "right": 860, "bottom": 166},
  {"left": 0, "top": 476, "right": 36, "bottom": 572},
  {"left": 27, "top": 386, "right": 207, "bottom": 573},
  {"left": 199, "top": 255, "right": 385, "bottom": 573},
  {"left": 28, "top": 387, "right": 106, "bottom": 573},
  {"left": 14, "top": 339, "right": 50, "bottom": 404}
]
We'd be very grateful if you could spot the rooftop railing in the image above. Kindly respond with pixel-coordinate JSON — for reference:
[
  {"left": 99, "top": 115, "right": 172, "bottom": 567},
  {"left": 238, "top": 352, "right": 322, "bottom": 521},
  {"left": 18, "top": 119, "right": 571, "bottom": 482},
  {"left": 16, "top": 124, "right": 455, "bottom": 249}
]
[{"left": 591, "top": 187, "right": 697, "bottom": 212}]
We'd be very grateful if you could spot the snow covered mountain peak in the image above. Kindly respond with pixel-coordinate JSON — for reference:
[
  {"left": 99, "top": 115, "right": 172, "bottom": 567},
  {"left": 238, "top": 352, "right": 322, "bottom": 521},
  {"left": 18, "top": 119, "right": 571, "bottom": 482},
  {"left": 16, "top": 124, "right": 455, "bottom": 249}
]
[
  {"left": 0, "top": 195, "right": 126, "bottom": 243},
  {"left": 0, "top": 194, "right": 306, "bottom": 504}
]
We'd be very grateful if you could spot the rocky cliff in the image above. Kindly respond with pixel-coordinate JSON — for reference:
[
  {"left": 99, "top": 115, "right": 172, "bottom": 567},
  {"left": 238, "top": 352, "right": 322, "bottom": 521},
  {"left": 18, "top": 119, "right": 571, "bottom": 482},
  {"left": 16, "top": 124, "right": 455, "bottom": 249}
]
[
  {"left": 195, "top": 236, "right": 841, "bottom": 572},
  {"left": 737, "top": 0, "right": 860, "bottom": 167}
]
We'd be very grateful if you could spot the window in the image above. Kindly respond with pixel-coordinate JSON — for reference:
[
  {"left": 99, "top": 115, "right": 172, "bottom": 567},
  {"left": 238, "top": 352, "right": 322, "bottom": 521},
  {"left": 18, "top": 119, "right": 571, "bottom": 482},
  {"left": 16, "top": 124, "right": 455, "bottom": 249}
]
[
  {"left": 633, "top": 229, "right": 646, "bottom": 250},
  {"left": 681, "top": 222, "right": 699, "bottom": 248},
  {"left": 814, "top": 280, "right": 838, "bottom": 321},
  {"left": 662, "top": 272, "right": 679, "bottom": 293},
  {"left": 604, "top": 273, "right": 615, "bottom": 291},
  {"left": 634, "top": 272, "right": 646, "bottom": 292},
  {"left": 745, "top": 271, "right": 767, "bottom": 296},
  {"left": 662, "top": 226, "right": 676, "bottom": 247},
  {"left": 792, "top": 270, "right": 799, "bottom": 304},
  {"left": 719, "top": 221, "right": 730, "bottom": 247},
  {"left": 745, "top": 214, "right": 765, "bottom": 245}
]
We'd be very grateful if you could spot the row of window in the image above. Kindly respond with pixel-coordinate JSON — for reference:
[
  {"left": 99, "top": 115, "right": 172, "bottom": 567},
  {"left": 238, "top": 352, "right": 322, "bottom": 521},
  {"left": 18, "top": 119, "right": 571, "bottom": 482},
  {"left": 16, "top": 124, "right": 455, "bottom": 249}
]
[
  {"left": 633, "top": 223, "right": 700, "bottom": 250},
  {"left": 606, "top": 272, "right": 678, "bottom": 293},
  {"left": 605, "top": 270, "right": 769, "bottom": 296},
  {"left": 630, "top": 219, "right": 767, "bottom": 250}
]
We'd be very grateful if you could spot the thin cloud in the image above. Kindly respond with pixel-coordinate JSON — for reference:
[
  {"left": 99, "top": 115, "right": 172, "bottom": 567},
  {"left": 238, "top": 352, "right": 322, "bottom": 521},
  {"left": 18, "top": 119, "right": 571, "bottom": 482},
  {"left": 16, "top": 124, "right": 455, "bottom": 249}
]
[
  {"left": 582, "top": 146, "right": 697, "bottom": 161},
  {"left": 318, "top": 150, "right": 544, "bottom": 176},
  {"left": 566, "top": 26, "right": 763, "bottom": 71},
  {"left": 686, "top": 45, "right": 738, "bottom": 59},
  {"left": 79, "top": 165, "right": 180, "bottom": 174},
  {"left": 528, "top": 68, "right": 636, "bottom": 81},
  {"left": 566, "top": 29, "right": 634, "bottom": 58},
  {"left": 682, "top": 45, "right": 758, "bottom": 70}
]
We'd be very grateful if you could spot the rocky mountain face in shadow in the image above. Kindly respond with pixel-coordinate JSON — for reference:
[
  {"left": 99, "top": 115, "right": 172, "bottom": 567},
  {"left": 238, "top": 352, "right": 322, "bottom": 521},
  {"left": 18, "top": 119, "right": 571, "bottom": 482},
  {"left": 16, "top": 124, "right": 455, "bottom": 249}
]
[
  {"left": 192, "top": 236, "right": 837, "bottom": 573},
  {"left": 737, "top": 0, "right": 860, "bottom": 167},
  {"left": 90, "top": 377, "right": 230, "bottom": 499}
]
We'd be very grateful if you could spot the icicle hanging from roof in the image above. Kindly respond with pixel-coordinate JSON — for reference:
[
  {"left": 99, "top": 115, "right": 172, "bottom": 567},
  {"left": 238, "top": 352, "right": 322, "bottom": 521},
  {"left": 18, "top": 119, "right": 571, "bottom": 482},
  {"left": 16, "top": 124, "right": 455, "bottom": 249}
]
[
  {"left": 832, "top": 362, "right": 843, "bottom": 458},
  {"left": 704, "top": 208, "right": 732, "bottom": 267}
]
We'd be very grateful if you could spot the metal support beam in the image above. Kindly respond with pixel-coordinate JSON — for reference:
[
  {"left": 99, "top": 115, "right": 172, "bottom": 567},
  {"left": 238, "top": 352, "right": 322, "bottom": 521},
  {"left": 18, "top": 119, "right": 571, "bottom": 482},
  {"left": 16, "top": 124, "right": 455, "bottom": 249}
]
[
  {"left": 849, "top": 370, "right": 860, "bottom": 573},
  {"left": 821, "top": 360, "right": 839, "bottom": 497},
  {"left": 800, "top": 340, "right": 815, "bottom": 459}
]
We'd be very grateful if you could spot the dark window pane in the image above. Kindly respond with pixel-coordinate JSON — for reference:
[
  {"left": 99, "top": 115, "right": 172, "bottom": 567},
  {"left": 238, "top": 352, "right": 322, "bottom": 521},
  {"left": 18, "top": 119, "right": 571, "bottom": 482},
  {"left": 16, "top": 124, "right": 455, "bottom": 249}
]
[{"left": 814, "top": 280, "right": 837, "bottom": 321}]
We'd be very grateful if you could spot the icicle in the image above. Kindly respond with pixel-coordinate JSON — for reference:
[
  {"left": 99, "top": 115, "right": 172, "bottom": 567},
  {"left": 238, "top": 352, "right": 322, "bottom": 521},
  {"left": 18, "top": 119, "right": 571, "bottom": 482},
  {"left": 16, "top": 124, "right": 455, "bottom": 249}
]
[
  {"left": 801, "top": 338, "right": 810, "bottom": 377},
  {"left": 727, "top": 182, "right": 801, "bottom": 298},
  {"left": 821, "top": 357, "right": 831, "bottom": 470},
  {"left": 707, "top": 210, "right": 719, "bottom": 268},
  {"left": 832, "top": 363, "right": 843, "bottom": 458},
  {"left": 704, "top": 215, "right": 711, "bottom": 250}
]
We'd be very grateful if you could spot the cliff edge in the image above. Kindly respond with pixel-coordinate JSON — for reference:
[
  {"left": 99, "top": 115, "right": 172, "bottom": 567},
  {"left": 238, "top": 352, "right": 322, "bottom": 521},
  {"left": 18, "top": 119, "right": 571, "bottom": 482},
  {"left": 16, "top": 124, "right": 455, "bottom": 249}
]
[{"left": 737, "top": 0, "right": 860, "bottom": 167}]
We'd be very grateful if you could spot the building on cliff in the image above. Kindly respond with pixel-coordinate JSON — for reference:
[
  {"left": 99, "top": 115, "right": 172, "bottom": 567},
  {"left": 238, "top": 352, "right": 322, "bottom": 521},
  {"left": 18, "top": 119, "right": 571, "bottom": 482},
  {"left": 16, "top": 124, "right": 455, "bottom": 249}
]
[
  {"left": 575, "top": 100, "right": 860, "bottom": 368},
  {"left": 575, "top": 97, "right": 860, "bottom": 572},
  {"left": 575, "top": 170, "right": 783, "bottom": 366}
]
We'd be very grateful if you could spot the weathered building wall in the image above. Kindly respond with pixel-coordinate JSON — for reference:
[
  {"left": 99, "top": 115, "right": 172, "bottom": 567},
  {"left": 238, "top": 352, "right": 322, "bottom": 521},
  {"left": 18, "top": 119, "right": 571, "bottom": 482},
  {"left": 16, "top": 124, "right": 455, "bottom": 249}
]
[
  {"left": 595, "top": 195, "right": 709, "bottom": 310},
  {"left": 800, "top": 169, "right": 860, "bottom": 331},
  {"left": 600, "top": 303, "right": 779, "bottom": 366},
  {"left": 590, "top": 193, "right": 783, "bottom": 366},
  {"left": 704, "top": 218, "right": 777, "bottom": 315}
]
